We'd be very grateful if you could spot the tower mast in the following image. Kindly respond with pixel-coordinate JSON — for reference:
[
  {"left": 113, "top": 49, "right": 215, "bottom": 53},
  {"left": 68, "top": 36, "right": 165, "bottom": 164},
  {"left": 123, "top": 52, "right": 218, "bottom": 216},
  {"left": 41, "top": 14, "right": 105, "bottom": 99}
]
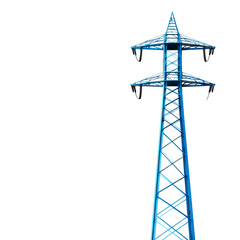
[{"left": 131, "top": 13, "right": 215, "bottom": 240}]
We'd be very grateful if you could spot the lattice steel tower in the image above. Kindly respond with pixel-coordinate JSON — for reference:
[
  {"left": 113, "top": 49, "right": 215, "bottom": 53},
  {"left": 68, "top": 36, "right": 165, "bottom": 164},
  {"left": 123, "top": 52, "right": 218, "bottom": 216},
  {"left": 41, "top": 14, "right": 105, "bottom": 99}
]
[{"left": 130, "top": 13, "right": 215, "bottom": 240}]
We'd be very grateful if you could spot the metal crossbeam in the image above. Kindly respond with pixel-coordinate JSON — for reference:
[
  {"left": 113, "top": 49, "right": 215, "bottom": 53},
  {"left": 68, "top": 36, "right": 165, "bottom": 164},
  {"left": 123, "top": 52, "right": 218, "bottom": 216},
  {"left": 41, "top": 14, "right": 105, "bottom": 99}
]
[
  {"left": 162, "top": 135, "right": 181, "bottom": 149},
  {"left": 157, "top": 218, "right": 187, "bottom": 240},
  {"left": 156, "top": 220, "right": 183, "bottom": 240},
  {"left": 162, "top": 133, "right": 183, "bottom": 157},
  {"left": 160, "top": 157, "right": 183, "bottom": 173},
  {"left": 162, "top": 221, "right": 189, "bottom": 240},
  {"left": 158, "top": 176, "right": 185, "bottom": 194},
  {"left": 158, "top": 196, "right": 186, "bottom": 218},
  {"left": 160, "top": 172, "right": 186, "bottom": 196},
  {"left": 157, "top": 217, "right": 186, "bottom": 239}
]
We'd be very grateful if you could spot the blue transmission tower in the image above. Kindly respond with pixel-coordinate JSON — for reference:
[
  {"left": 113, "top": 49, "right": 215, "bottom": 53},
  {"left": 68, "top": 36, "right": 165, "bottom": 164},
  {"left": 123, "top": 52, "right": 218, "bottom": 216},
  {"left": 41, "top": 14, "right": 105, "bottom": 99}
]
[{"left": 130, "top": 13, "right": 215, "bottom": 240}]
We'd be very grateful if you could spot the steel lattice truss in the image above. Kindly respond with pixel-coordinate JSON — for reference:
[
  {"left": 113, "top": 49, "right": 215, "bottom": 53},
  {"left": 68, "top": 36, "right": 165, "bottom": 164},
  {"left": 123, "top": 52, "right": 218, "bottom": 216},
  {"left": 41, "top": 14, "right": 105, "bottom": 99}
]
[
  {"left": 153, "top": 84, "right": 193, "bottom": 240},
  {"left": 130, "top": 13, "right": 215, "bottom": 240}
]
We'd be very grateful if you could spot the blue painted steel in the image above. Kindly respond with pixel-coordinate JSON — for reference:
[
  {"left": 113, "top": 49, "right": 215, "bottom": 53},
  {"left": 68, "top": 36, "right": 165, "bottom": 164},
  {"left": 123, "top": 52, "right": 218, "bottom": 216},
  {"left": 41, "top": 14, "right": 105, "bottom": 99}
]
[
  {"left": 130, "top": 12, "right": 215, "bottom": 240},
  {"left": 178, "top": 82, "right": 195, "bottom": 240}
]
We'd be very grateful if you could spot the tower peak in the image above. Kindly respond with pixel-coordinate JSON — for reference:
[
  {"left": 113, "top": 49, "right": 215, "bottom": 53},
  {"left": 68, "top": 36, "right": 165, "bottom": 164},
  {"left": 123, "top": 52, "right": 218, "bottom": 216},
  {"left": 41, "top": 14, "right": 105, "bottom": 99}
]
[{"left": 165, "top": 12, "right": 180, "bottom": 36}]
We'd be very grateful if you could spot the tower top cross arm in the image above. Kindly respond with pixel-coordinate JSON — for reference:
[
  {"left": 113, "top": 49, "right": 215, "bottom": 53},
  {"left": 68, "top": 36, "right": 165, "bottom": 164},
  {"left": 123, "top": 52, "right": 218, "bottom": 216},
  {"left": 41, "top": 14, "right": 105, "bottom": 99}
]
[{"left": 131, "top": 12, "right": 215, "bottom": 51}]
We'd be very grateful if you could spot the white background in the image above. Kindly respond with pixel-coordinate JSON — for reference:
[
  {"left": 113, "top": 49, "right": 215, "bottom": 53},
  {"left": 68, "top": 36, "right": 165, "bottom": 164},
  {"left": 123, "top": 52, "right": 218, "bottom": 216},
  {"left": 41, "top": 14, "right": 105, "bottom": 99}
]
[{"left": 0, "top": 0, "right": 239, "bottom": 239}]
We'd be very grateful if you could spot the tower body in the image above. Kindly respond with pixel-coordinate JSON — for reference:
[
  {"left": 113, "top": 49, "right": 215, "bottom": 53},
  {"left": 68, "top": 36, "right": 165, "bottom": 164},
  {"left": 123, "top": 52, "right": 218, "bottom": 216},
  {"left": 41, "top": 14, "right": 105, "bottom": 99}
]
[{"left": 131, "top": 13, "right": 215, "bottom": 240}]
